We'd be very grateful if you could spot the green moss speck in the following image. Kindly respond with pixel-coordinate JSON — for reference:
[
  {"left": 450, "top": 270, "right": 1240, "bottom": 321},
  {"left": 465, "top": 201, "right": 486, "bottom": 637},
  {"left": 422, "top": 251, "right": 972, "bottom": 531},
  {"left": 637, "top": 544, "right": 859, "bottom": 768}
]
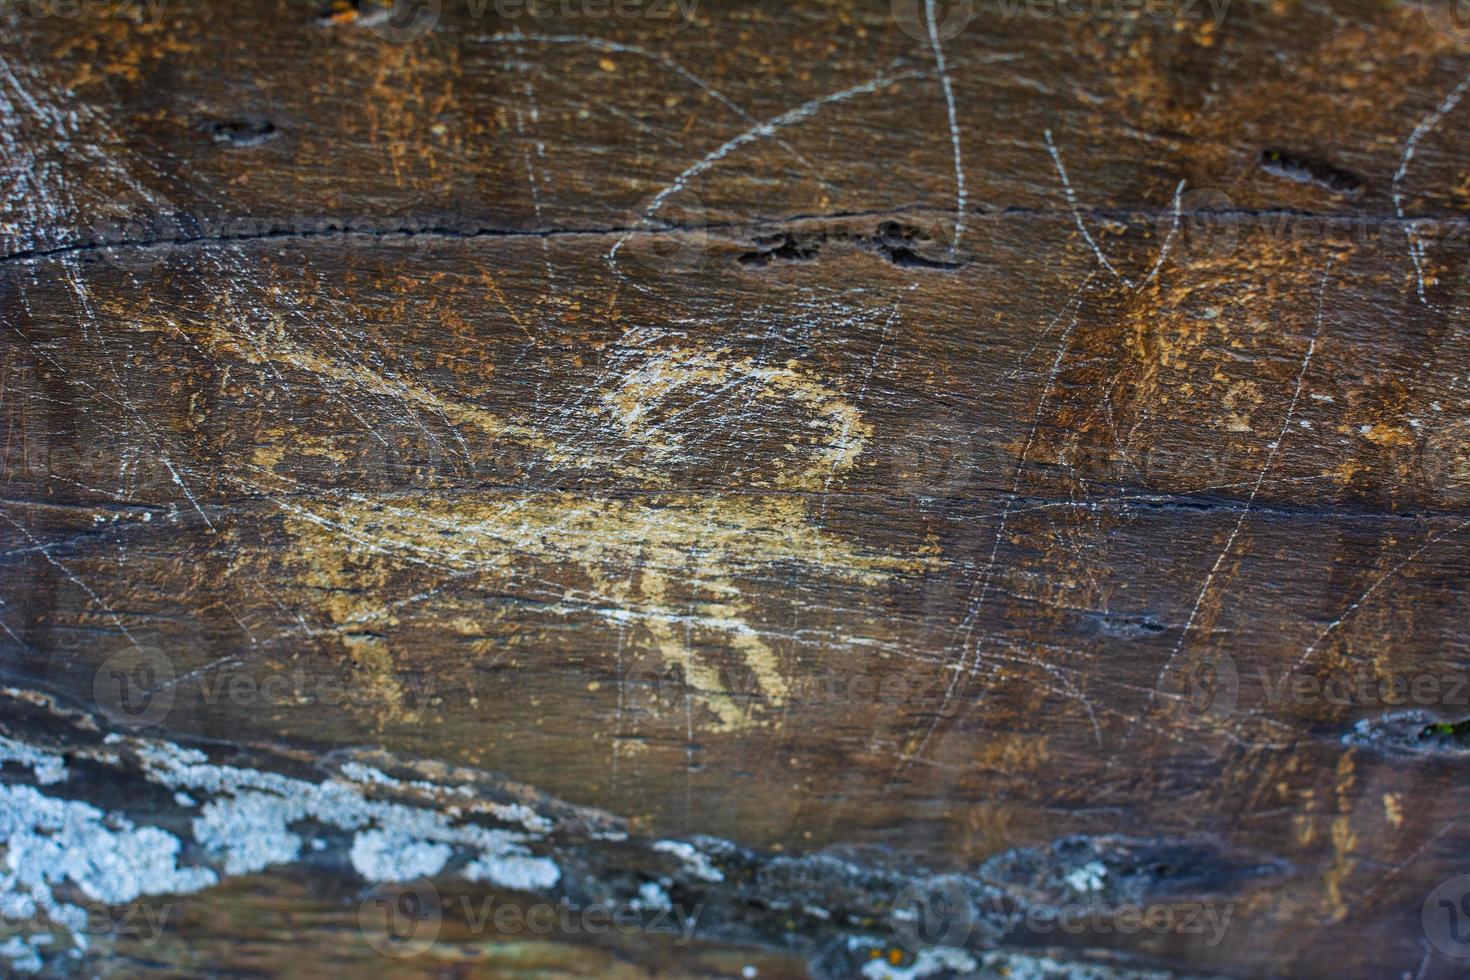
[{"left": 1420, "top": 719, "right": 1470, "bottom": 740}]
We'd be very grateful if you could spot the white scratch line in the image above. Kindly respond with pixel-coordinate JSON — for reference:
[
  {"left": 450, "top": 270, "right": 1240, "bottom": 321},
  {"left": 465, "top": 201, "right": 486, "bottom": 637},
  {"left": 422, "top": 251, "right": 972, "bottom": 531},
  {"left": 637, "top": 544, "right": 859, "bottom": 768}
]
[
  {"left": 1145, "top": 263, "right": 1332, "bottom": 709},
  {"left": 0, "top": 618, "right": 23, "bottom": 648},
  {"left": 609, "top": 65, "right": 917, "bottom": 265},
  {"left": 1291, "top": 515, "right": 1470, "bottom": 676},
  {"left": 1412, "top": 944, "right": 1432, "bottom": 980},
  {"left": 1392, "top": 71, "right": 1470, "bottom": 306},
  {"left": 854, "top": 299, "right": 901, "bottom": 406},
  {"left": 0, "top": 510, "right": 141, "bottom": 649},
  {"left": 925, "top": 0, "right": 966, "bottom": 252},
  {"left": 162, "top": 457, "right": 214, "bottom": 531},
  {"left": 1142, "top": 179, "right": 1187, "bottom": 286},
  {"left": 1044, "top": 134, "right": 1185, "bottom": 290},
  {"left": 474, "top": 32, "right": 828, "bottom": 187},
  {"left": 899, "top": 280, "right": 1091, "bottom": 771},
  {"left": 161, "top": 654, "right": 245, "bottom": 691},
  {"left": 1045, "top": 129, "right": 1133, "bottom": 286},
  {"left": 1004, "top": 272, "right": 1096, "bottom": 381}
]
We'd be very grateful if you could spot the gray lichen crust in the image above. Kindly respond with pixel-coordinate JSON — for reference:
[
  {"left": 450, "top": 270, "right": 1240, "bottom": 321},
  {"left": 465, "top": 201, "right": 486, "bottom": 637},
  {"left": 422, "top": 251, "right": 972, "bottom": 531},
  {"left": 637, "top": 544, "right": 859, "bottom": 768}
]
[{"left": 0, "top": 687, "right": 1257, "bottom": 977}]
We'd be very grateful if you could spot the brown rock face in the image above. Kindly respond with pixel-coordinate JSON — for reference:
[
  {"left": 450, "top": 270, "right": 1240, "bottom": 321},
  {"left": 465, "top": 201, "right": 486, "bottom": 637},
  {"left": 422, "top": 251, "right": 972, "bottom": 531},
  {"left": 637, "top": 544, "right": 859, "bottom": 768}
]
[{"left": 2, "top": 0, "right": 1470, "bottom": 976}]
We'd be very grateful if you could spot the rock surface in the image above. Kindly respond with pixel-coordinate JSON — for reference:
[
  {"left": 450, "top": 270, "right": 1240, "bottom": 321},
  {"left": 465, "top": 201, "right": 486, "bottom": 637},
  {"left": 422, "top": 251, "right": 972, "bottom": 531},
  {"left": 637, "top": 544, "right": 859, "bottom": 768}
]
[{"left": 2, "top": 0, "right": 1470, "bottom": 975}]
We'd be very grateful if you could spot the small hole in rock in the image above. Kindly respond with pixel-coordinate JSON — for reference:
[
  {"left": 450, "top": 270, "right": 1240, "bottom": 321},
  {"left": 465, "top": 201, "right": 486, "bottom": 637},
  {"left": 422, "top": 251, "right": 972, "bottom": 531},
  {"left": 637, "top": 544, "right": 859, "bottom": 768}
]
[{"left": 204, "top": 119, "right": 279, "bottom": 149}]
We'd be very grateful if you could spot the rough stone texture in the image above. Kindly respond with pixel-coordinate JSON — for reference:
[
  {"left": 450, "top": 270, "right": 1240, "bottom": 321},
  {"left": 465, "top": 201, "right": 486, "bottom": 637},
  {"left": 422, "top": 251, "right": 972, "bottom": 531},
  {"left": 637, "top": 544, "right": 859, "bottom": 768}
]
[{"left": 2, "top": 0, "right": 1470, "bottom": 976}]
